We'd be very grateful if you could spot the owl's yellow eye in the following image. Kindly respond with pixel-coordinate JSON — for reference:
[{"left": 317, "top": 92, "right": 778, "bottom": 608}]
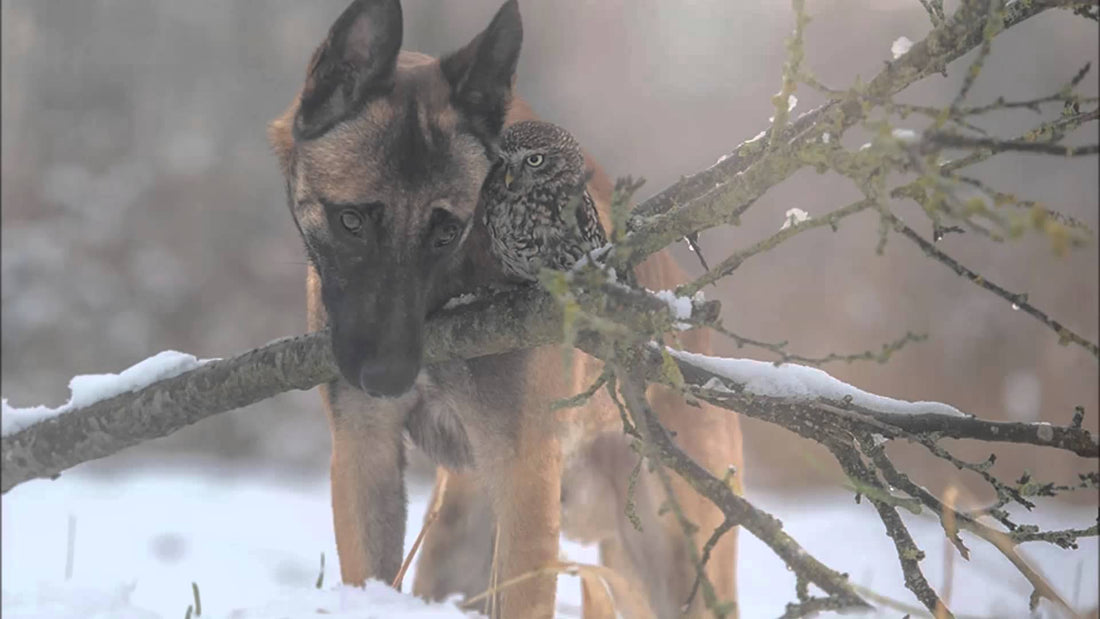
[{"left": 525, "top": 154, "right": 545, "bottom": 167}]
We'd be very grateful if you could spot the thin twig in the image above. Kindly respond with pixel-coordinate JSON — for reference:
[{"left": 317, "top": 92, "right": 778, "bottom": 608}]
[
  {"left": 883, "top": 211, "right": 1100, "bottom": 358},
  {"left": 925, "top": 131, "right": 1099, "bottom": 157},
  {"left": 863, "top": 441, "right": 1081, "bottom": 613},
  {"left": 685, "top": 518, "right": 736, "bottom": 609},
  {"left": 830, "top": 438, "right": 952, "bottom": 617},
  {"left": 700, "top": 321, "right": 927, "bottom": 367}
]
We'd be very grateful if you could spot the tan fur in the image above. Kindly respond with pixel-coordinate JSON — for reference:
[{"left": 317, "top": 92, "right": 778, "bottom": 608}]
[{"left": 273, "top": 26, "right": 742, "bottom": 619}]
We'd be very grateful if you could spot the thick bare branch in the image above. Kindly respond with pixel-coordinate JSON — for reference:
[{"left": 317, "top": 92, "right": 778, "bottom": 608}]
[
  {"left": 1, "top": 286, "right": 564, "bottom": 493},
  {"left": 1, "top": 283, "right": 717, "bottom": 493}
]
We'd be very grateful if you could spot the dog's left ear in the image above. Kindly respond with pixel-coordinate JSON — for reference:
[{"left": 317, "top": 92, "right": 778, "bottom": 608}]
[{"left": 441, "top": 0, "right": 522, "bottom": 140}]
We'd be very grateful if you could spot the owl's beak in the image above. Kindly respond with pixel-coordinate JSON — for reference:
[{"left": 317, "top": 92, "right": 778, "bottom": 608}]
[{"left": 504, "top": 167, "right": 515, "bottom": 190}]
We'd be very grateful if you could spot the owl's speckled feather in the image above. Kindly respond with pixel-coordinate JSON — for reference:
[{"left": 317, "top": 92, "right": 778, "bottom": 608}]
[{"left": 480, "top": 121, "right": 607, "bottom": 282}]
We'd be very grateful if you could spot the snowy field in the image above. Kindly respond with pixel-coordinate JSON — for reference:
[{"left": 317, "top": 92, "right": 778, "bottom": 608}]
[{"left": 2, "top": 466, "right": 1096, "bottom": 618}]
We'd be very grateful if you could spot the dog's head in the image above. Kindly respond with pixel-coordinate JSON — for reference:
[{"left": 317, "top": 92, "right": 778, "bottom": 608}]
[{"left": 269, "top": 0, "right": 521, "bottom": 397}]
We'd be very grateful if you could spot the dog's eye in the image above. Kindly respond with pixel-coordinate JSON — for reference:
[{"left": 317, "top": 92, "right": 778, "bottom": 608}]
[
  {"left": 434, "top": 222, "right": 461, "bottom": 248},
  {"left": 525, "top": 154, "right": 545, "bottom": 167},
  {"left": 340, "top": 210, "right": 363, "bottom": 233}
]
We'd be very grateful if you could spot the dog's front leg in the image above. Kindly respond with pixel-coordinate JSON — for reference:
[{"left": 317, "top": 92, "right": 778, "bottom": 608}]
[
  {"left": 324, "top": 381, "right": 411, "bottom": 587},
  {"left": 483, "top": 428, "right": 562, "bottom": 619}
]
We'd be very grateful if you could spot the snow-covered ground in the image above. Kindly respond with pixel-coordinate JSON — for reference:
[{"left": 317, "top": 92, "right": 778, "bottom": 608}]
[{"left": 2, "top": 467, "right": 1095, "bottom": 618}]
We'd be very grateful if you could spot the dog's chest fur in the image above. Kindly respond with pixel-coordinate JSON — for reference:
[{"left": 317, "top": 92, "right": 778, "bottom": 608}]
[{"left": 403, "top": 348, "right": 620, "bottom": 472}]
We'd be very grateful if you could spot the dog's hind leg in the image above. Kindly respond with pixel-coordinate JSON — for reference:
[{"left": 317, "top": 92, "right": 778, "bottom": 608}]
[{"left": 411, "top": 468, "right": 495, "bottom": 604}]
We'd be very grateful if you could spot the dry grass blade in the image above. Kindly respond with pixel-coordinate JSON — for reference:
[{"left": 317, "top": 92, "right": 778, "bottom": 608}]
[
  {"left": 970, "top": 519, "right": 1080, "bottom": 617},
  {"left": 487, "top": 524, "right": 501, "bottom": 618},
  {"left": 580, "top": 572, "right": 618, "bottom": 619},
  {"left": 938, "top": 484, "right": 960, "bottom": 619},
  {"left": 392, "top": 469, "right": 450, "bottom": 591},
  {"left": 939, "top": 483, "right": 969, "bottom": 561},
  {"left": 849, "top": 582, "right": 986, "bottom": 619},
  {"left": 462, "top": 560, "right": 656, "bottom": 619}
]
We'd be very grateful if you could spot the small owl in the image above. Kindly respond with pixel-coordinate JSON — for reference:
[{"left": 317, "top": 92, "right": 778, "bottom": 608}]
[{"left": 479, "top": 120, "right": 608, "bottom": 283}]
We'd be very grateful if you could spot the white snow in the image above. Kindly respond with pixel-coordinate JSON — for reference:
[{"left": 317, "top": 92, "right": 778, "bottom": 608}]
[
  {"left": 442, "top": 293, "right": 478, "bottom": 310},
  {"left": 651, "top": 289, "right": 694, "bottom": 320},
  {"left": 1, "top": 351, "right": 214, "bottom": 437},
  {"left": 225, "top": 582, "right": 474, "bottom": 618},
  {"left": 0, "top": 471, "right": 585, "bottom": 619},
  {"left": 780, "top": 207, "right": 812, "bottom": 231},
  {"left": 648, "top": 289, "right": 707, "bottom": 331},
  {"left": 670, "top": 348, "right": 967, "bottom": 417},
  {"left": 1, "top": 401, "right": 59, "bottom": 439},
  {"left": 1, "top": 582, "right": 159, "bottom": 619},
  {"left": 891, "top": 36, "right": 913, "bottom": 60},
  {"left": 822, "top": 132, "right": 831, "bottom": 144},
  {"left": 1, "top": 567, "right": 472, "bottom": 619},
  {"left": 3, "top": 468, "right": 1095, "bottom": 618},
  {"left": 787, "top": 94, "right": 798, "bottom": 112},
  {"left": 569, "top": 244, "right": 615, "bottom": 276},
  {"left": 892, "top": 128, "right": 918, "bottom": 142},
  {"left": 701, "top": 376, "right": 734, "bottom": 394}
]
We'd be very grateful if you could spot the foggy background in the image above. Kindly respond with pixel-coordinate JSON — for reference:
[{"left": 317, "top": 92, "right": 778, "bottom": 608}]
[{"left": 2, "top": 0, "right": 1097, "bottom": 505}]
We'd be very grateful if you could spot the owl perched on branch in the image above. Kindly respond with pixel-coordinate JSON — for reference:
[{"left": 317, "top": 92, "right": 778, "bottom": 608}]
[{"left": 480, "top": 120, "right": 608, "bottom": 283}]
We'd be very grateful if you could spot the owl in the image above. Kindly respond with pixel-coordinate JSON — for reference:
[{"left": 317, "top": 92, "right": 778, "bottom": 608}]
[{"left": 479, "top": 120, "right": 608, "bottom": 283}]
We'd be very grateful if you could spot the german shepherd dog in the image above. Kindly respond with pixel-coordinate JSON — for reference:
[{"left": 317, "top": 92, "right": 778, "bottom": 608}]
[{"left": 268, "top": 1, "right": 743, "bottom": 616}]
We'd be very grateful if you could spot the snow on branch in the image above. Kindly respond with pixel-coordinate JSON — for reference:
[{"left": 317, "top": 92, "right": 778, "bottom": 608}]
[
  {"left": 2, "top": 351, "right": 215, "bottom": 436},
  {"left": 669, "top": 348, "right": 966, "bottom": 417},
  {"left": 2, "top": 330, "right": 336, "bottom": 494},
  {"left": 661, "top": 347, "right": 1097, "bottom": 458}
]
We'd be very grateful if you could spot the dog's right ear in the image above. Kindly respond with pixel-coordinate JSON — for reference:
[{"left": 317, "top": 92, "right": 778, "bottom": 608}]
[{"left": 294, "top": 0, "right": 403, "bottom": 140}]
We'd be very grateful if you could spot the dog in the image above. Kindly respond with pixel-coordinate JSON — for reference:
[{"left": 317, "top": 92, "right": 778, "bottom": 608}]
[{"left": 267, "top": 1, "right": 743, "bottom": 616}]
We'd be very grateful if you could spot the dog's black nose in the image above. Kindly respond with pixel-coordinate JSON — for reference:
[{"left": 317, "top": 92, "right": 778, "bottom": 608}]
[{"left": 358, "top": 360, "right": 418, "bottom": 398}]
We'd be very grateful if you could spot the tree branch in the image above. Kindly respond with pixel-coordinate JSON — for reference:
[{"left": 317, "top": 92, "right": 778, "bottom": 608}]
[
  {"left": 1, "top": 286, "right": 564, "bottom": 493},
  {"left": 613, "top": 361, "right": 870, "bottom": 616},
  {"left": 884, "top": 210, "right": 1100, "bottom": 359},
  {"left": 1, "top": 282, "right": 717, "bottom": 493},
  {"left": 829, "top": 439, "right": 951, "bottom": 617},
  {"left": 925, "top": 131, "right": 1099, "bottom": 157},
  {"left": 616, "top": 0, "right": 1066, "bottom": 270}
]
